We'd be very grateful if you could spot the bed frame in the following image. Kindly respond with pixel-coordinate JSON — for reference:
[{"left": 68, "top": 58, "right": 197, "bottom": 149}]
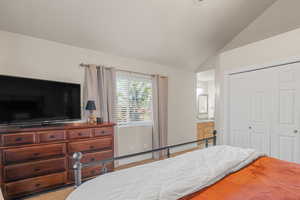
[{"left": 72, "top": 130, "right": 217, "bottom": 187}]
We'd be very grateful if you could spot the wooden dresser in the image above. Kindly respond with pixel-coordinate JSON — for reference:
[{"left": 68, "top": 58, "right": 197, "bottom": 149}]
[{"left": 0, "top": 123, "right": 115, "bottom": 199}]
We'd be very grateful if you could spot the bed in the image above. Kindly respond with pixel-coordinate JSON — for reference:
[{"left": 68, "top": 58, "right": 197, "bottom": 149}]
[
  {"left": 182, "top": 156, "right": 300, "bottom": 200},
  {"left": 67, "top": 140, "right": 300, "bottom": 200}
]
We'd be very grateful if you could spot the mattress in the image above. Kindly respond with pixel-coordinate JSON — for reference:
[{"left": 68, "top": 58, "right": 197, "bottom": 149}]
[
  {"left": 67, "top": 145, "right": 264, "bottom": 200},
  {"left": 181, "top": 157, "right": 300, "bottom": 200}
]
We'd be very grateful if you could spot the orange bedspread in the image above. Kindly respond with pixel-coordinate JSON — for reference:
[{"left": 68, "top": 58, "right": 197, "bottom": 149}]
[{"left": 181, "top": 157, "right": 300, "bottom": 200}]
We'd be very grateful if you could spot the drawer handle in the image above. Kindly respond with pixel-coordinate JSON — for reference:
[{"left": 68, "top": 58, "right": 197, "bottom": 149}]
[
  {"left": 90, "top": 145, "right": 95, "bottom": 149},
  {"left": 49, "top": 135, "right": 55, "bottom": 139},
  {"left": 35, "top": 183, "right": 41, "bottom": 187},
  {"left": 15, "top": 137, "right": 23, "bottom": 142},
  {"left": 90, "top": 158, "right": 95, "bottom": 162},
  {"left": 34, "top": 168, "right": 41, "bottom": 172},
  {"left": 33, "top": 152, "right": 40, "bottom": 156},
  {"left": 78, "top": 133, "right": 83, "bottom": 136}
]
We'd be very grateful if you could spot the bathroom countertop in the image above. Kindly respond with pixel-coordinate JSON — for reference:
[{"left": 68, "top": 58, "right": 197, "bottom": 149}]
[{"left": 197, "top": 119, "right": 214, "bottom": 123}]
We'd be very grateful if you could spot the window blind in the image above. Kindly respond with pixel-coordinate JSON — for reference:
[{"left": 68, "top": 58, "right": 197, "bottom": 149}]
[{"left": 115, "top": 71, "right": 153, "bottom": 126}]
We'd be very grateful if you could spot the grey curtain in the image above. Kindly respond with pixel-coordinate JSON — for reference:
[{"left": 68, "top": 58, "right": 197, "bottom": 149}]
[
  {"left": 97, "top": 66, "right": 117, "bottom": 122},
  {"left": 152, "top": 75, "right": 168, "bottom": 159},
  {"left": 83, "top": 64, "right": 99, "bottom": 119},
  {"left": 83, "top": 64, "right": 118, "bottom": 160},
  {"left": 83, "top": 64, "right": 116, "bottom": 122}
]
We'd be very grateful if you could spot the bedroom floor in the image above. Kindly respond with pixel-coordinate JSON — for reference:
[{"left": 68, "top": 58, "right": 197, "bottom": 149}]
[
  {"left": 25, "top": 187, "right": 74, "bottom": 200},
  {"left": 24, "top": 146, "right": 202, "bottom": 200}
]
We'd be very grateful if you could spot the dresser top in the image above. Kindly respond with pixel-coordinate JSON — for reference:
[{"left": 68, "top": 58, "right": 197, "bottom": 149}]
[{"left": 0, "top": 122, "right": 115, "bottom": 134}]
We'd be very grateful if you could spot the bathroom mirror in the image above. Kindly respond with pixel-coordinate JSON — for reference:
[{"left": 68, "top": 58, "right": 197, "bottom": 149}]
[{"left": 198, "top": 94, "right": 208, "bottom": 114}]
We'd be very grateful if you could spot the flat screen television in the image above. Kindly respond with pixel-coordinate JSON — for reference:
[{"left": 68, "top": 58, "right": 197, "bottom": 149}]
[{"left": 0, "top": 75, "right": 81, "bottom": 126}]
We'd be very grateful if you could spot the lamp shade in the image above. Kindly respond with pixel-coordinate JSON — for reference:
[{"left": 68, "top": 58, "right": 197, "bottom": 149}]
[{"left": 85, "top": 100, "right": 96, "bottom": 111}]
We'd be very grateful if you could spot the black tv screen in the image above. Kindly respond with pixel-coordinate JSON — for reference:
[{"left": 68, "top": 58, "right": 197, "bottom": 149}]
[{"left": 0, "top": 75, "right": 81, "bottom": 125}]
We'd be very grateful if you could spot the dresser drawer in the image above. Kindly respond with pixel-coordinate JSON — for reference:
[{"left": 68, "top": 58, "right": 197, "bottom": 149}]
[
  {"left": 1, "top": 132, "right": 35, "bottom": 146},
  {"left": 68, "top": 137, "right": 112, "bottom": 154},
  {"left": 94, "top": 127, "right": 113, "bottom": 137},
  {"left": 69, "top": 162, "right": 113, "bottom": 181},
  {"left": 3, "top": 143, "right": 66, "bottom": 164},
  {"left": 4, "top": 158, "right": 67, "bottom": 182},
  {"left": 68, "top": 128, "right": 92, "bottom": 139},
  {"left": 69, "top": 150, "right": 113, "bottom": 167},
  {"left": 38, "top": 130, "right": 66, "bottom": 143},
  {"left": 5, "top": 172, "right": 66, "bottom": 197}
]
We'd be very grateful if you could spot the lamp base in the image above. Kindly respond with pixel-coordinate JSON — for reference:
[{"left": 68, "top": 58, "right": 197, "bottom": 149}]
[{"left": 87, "top": 114, "right": 97, "bottom": 124}]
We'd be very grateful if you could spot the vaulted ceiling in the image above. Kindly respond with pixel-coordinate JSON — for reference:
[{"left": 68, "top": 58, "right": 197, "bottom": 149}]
[{"left": 0, "top": 0, "right": 276, "bottom": 70}]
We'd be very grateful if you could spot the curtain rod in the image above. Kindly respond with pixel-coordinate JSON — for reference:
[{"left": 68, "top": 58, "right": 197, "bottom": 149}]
[{"left": 79, "top": 63, "right": 167, "bottom": 78}]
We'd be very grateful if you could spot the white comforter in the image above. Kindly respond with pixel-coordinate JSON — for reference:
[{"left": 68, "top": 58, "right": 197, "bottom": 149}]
[{"left": 67, "top": 145, "right": 264, "bottom": 200}]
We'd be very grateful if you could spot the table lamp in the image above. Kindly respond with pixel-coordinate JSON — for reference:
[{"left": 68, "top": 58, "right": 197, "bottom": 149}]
[{"left": 85, "top": 100, "right": 96, "bottom": 124}]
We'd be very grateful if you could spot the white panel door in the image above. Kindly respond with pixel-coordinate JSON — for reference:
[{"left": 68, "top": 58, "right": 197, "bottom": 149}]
[
  {"left": 247, "top": 69, "right": 273, "bottom": 155},
  {"left": 229, "top": 73, "right": 251, "bottom": 148},
  {"left": 229, "top": 69, "right": 272, "bottom": 154},
  {"left": 271, "top": 64, "right": 300, "bottom": 163}
]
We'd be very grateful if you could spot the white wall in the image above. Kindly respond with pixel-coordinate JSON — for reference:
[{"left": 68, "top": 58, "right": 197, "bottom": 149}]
[
  {"left": 216, "top": 27, "right": 300, "bottom": 144},
  {"left": 224, "top": 0, "right": 300, "bottom": 51},
  {"left": 220, "top": 28, "right": 300, "bottom": 69},
  {"left": 198, "top": 0, "right": 300, "bottom": 72},
  {"left": 197, "top": 81, "right": 208, "bottom": 94},
  {"left": 117, "top": 126, "right": 153, "bottom": 165},
  {"left": 0, "top": 30, "right": 197, "bottom": 162}
]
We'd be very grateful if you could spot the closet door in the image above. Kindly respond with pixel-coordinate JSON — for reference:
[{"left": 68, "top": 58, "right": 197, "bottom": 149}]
[
  {"left": 247, "top": 69, "right": 273, "bottom": 154},
  {"left": 229, "top": 69, "right": 273, "bottom": 154},
  {"left": 271, "top": 64, "right": 300, "bottom": 163},
  {"left": 229, "top": 73, "right": 251, "bottom": 148}
]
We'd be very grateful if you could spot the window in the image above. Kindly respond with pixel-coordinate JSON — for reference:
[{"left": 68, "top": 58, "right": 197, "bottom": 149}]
[{"left": 116, "top": 71, "right": 153, "bottom": 126}]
